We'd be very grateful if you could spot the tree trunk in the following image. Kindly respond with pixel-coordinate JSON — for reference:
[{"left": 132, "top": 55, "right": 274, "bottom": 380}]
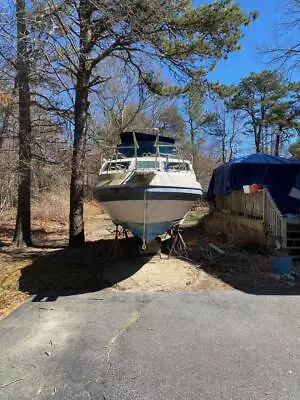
[
  {"left": 228, "top": 112, "right": 236, "bottom": 161},
  {"left": 190, "top": 129, "right": 195, "bottom": 147},
  {"left": 221, "top": 118, "right": 226, "bottom": 163},
  {"left": 221, "top": 136, "right": 226, "bottom": 163},
  {"left": 228, "top": 137, "right": 234, "bottom": 161},
  {"left": 12, "top": 0, "right": 32, "bottom": 247},
  {"left": 255, "top": 125, "right": 261, "bottom": 153},
  {"left": 69, "top": 67, "right": 90, "bottom": 247},
  {"left": 190, "top": 122, "right": 196, "bottom": 167},
  {"left": 274, "top": 127, "right": 282, "bottom": 156},
  {"left": 69, "top": 1, "right": 92, "bottom": 247}
]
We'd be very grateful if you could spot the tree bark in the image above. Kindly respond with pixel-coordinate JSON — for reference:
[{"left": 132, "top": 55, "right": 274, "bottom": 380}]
[
  {"left": 221, "top": 118, "right": 226, "bottom": 163},
  {"left": 221, "top": 136, "right": 226, "bottom": 163},
  {"left": 69, "top": 1, "right": 92, "bottom": 247},
  {"left": 255, "top": 127, "right": 261, "bottom": 153},
  {"left": 251, "top": 113, "right": 261, "bottom": 153},
  {"left": 274, "top": 127, "right": 282, "bottom": 156},
  {"left": 189, "top": 121, "right": 196, "bottom": 167},
  {"left": 69, "top": 67, "right": 90, "bottom": 247},
  {"left": 13, "top": 0, "right": 32, "bottom": 247}
]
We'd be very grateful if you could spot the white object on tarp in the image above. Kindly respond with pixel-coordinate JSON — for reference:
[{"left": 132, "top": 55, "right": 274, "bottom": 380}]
[
  {"left": 243, "top": 185, "right": 251, "bottom": 193},
  {"left": 243, "top": 184, "right": 263, "bottom": 194}
]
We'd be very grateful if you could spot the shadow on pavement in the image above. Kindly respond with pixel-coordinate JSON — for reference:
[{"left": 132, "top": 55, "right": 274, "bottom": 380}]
[{"left": 18, "top": 238, "right": 148, "bottom": 302}]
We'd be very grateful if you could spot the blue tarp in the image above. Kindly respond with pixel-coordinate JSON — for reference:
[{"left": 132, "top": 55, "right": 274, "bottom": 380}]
[{"left": 207, "top": 154, "right": 300, "bottom": 213}]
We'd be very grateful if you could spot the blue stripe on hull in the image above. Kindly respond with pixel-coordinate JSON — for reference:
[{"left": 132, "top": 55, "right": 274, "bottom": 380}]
[
  {"left": 95, "top": 185, "right": 202, "bottom": 202},
  {"left": 122, "top": 221, "right": 176, "bottom": 241}
]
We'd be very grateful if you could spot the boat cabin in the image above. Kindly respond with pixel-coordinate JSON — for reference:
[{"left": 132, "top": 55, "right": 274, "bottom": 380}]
[{"left": 100, "top": 131, "right": 193, "bottom": 174}]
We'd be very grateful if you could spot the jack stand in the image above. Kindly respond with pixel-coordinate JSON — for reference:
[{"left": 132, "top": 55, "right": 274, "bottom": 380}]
[
  {"left": 168, "top": 225, "right": 189, "bottom": 259},
  {"left": 105, "top": 225, "right": 128, "bottom": 261}
]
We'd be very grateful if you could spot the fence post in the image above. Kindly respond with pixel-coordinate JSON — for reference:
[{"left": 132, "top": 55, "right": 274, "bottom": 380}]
[{"left": 262, "top": 188, "right": 266, "bottom": 223}]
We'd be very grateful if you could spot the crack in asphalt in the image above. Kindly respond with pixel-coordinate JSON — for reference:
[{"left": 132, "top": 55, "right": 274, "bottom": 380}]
[
  {"left": 106, "top": 310, "right": 139, "bottom": 366},
  {"left": 83, "top": 309, "right": 140, "bottom": 399}
]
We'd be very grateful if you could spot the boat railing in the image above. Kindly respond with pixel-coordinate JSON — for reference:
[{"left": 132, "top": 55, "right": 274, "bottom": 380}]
[
  {"left": 108, "top": 131, "right": 189, "bottom": 172},
  {"left": 153, "top": 130, "right": 187, "bottom": 169},
  {"left": 263, "top": 187, "right": 287, "bottom": 248}
]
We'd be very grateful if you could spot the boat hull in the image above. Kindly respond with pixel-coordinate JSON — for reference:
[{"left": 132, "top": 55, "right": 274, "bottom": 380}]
[{"left": 94, "top": 185, "right": 202, "bottom": 241}]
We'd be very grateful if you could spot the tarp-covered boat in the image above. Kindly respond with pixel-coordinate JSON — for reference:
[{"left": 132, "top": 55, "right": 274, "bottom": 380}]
[{"left": 207, "top": 154, "right": 300, "bottom": 213}]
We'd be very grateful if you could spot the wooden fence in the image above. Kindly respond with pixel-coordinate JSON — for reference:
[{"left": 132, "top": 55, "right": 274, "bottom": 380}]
[
  {"left": 215, "top": 190, "right": 264, "bottom": 218},
  {"left": 215, "top": 188, "right": 287, "bottom": 248}
]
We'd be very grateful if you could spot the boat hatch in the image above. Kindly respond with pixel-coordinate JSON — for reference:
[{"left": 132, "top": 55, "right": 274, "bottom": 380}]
[
  {"left": 104, "top": 161, "right": 130, "bottom": 171},
  {"left": 165, "top": 162, "right": 190, "bottom": 171}
]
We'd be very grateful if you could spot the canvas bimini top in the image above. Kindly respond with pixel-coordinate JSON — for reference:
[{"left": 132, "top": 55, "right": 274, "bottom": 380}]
[
  {"left": 118, "top": 131, "right": 176, "bottom": 158},
  {"left": 207, "top": 153, "right": 300, "bottom": 213}
]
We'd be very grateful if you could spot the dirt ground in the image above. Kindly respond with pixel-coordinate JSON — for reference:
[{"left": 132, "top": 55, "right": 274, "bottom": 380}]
[{"left": 0, "top": 201, "right": 297, "bottom": 320}]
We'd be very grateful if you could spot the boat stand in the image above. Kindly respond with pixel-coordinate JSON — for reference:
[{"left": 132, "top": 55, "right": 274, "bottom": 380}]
[
  {"left": 168, "top": 224, "right": 189, "bottom": 259},
  {"left": 105, "top": 224, "right": 129, "bottom": 261}
]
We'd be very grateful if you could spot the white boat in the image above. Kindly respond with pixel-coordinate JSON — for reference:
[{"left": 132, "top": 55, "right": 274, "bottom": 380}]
[{"left": 94, "top": 132, "right": 203, "bottom": 247}]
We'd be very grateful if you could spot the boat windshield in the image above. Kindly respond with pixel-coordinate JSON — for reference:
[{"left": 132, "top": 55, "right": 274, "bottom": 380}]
[
  {"left": 104, "top": 161, "right": 130, "bottom": 171},
  {"left": 165, "top": 162, "right": 190, "bottom": 171},
  {"left": 136, "top": 160, "right": 160, "bottom": 169}
]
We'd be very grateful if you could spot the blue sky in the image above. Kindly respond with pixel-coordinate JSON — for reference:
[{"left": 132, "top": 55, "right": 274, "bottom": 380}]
[
  {"left": 191, "top": 0, "right": 299, "bottom": 156},
  {"left": 193, "top": 0, "right": 298, "bottom": 84}
]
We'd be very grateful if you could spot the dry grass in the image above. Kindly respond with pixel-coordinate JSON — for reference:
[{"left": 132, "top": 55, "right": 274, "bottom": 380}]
[
  {"left": 0, "top": 192, "right": 70, "bottom": 318},
  {"left": 0, "top": 195, "right": 111, "bottom": 319},
  {"left": 32, "top": 190, "right": 69, "bottom": 224},
  {"left": 182, "top": 208, "right": 209, "bottom": 226},
  {"left": 0, "top": 254, "right": 31, "bottom": 319},
  {"left": 0, "top": 207, "right": 16, "bottom": 224},
  {"left": 200, "top": 211, "right": 266, "bottom": 250},
  {"left": 181, "top": 219, "right": 284, "bottom": 293}
]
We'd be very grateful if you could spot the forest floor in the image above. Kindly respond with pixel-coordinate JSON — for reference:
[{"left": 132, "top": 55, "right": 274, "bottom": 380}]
[{"left": 0, "top": 200, "right": 296, "bottom": 320}]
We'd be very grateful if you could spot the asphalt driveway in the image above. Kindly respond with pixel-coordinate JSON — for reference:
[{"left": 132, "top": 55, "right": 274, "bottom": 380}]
[{"left": 1, "top": 291, "right": 300, "bottom": 400}]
